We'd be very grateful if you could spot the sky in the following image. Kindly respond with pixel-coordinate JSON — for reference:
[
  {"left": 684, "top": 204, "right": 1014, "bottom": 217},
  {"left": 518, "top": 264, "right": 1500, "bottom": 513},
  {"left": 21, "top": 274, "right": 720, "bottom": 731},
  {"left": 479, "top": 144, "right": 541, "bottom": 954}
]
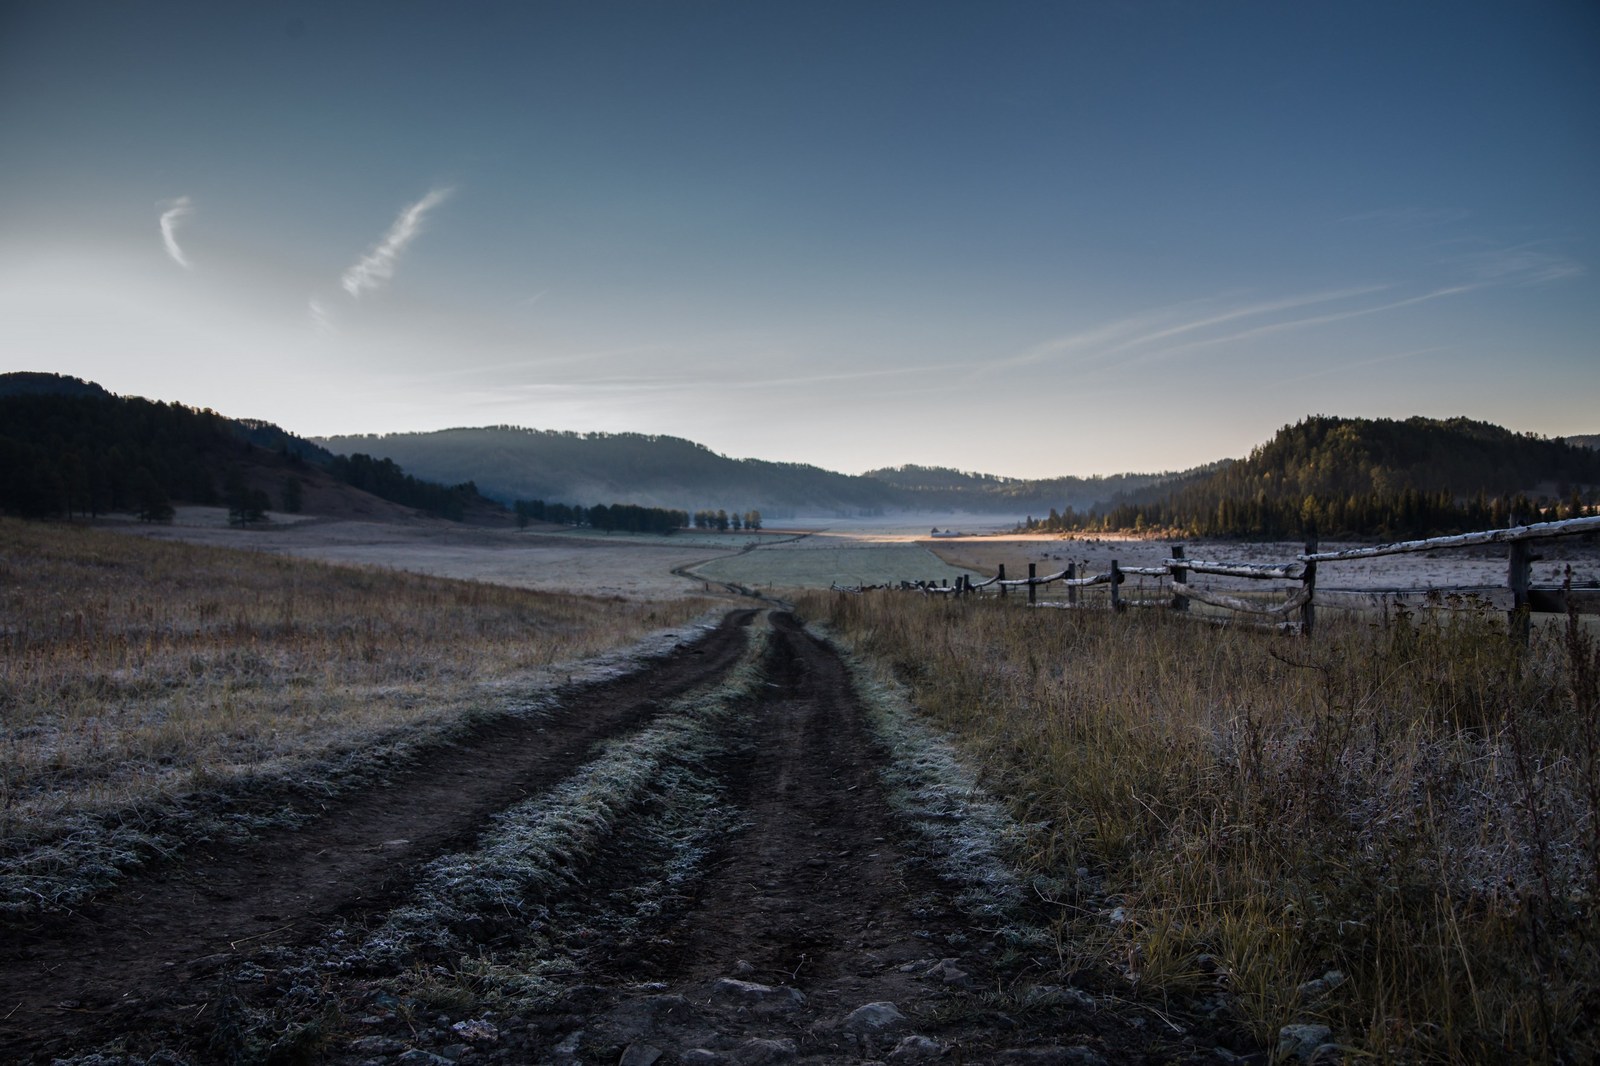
[{"left": 1, "top": 1, "right": 1596, "bottom": 479}]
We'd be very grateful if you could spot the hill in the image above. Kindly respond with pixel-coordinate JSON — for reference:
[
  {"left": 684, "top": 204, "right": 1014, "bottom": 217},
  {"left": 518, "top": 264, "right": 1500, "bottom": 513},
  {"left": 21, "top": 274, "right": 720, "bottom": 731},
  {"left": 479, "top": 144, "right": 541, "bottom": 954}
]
[
  {"left": 1569, "top": 434, "right": 1600, "bottom": 450},
  {"left": 318, "top": 427, "right": 1198, "bottom": 518},
  {"left": 1027, "top": 415, "right": 1600, "bottom": 538},
  {"left": 0, "top": 373, "right": 507, "bottom": 524}
]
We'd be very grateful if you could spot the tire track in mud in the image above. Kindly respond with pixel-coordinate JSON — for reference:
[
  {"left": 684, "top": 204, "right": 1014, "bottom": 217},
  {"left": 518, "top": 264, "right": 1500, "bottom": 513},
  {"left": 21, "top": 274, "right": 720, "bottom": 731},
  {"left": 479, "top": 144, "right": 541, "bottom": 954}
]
[
  {"left": 509, "top": 612, "right": 1148, "bottom": 1065},
  {"left": 0, "top": 609, "right": 760, "bottom": 1063}
]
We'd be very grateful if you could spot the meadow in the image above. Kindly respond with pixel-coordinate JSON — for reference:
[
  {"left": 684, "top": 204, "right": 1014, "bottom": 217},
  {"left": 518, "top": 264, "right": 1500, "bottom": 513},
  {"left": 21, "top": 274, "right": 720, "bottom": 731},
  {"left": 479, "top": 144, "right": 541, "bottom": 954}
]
[
  {"left": 799, "top": 587, "right": 1600, "bottom": 1063},
  {"left": 0, "top": 518, "right": 716, "bottom": 913}
]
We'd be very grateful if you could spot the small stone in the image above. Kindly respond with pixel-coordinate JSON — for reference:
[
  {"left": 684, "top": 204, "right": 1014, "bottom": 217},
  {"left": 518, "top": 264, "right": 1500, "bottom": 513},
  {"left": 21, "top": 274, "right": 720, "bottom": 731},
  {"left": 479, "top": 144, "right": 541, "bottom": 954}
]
[
  {"left": 922, "top": 959, "right": 973, "bottom": 988},
  {"left": 732, "top": 959, "right": 757, "bottom": 975},
  {"left": 437, "top": 1045, "right": 469, "bottom": 1062},
  {"left": 1277, "top": 1024, "right": 1334, "bottom": 1062},
  {"left": 451, "top": 1018, "right": 500, "bottom": 1043},
  {"left": 842, "top": 1001, "right": 908, "bottom": 1034},
  {"left": 619, "top": 1043, "right": 663, "bottom": 1066},
  {"left": 397, "top": 1052, "right": 454, "bottom": 1065},
  {"left": 712, "top": 978, "right": 805, "bottom": 1012},
  {"left": 681, "top": 1051, "right": 722, "bottom": 1065},
  {"left": 1296, "top": 970, "right": 1347, "bottom": 1002},
  {"left": 889, "top": 1034, "right": 945, "bottom": 1061},
  {"left": 729, "top": 1037, "right": 797, "bottom": 1065}
]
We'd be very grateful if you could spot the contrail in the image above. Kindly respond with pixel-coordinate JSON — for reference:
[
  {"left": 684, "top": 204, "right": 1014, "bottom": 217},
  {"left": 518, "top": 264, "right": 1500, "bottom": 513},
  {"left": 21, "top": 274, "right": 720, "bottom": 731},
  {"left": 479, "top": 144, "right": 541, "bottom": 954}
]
[
  {"left": 341, "top": 187, "right": 452, "bottom": 297},
  {"left": 159, "top": 196, "right": 193, "bottom": 268}
]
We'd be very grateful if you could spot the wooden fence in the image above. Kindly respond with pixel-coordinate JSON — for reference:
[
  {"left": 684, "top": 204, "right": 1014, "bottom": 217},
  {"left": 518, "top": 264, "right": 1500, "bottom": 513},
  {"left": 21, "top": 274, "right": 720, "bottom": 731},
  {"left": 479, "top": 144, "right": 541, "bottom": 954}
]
[{"left": 832, "top": 514, "right": 1600, "bottom": 642}]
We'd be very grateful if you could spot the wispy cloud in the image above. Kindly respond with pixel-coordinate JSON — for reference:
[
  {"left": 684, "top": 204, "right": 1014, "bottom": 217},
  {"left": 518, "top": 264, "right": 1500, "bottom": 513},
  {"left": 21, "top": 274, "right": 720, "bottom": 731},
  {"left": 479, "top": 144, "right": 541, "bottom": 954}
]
[
  {"left": 340, "top": 187, "right": 452, "bottom": 297},
  {"left": 1124, "top": 283, "right": 1482, "bottom": 369},
  {"left": 159, "top": 196, "right": 193, "bottom": 268},
  {"left": 308, "top": 298, "right": 336, "bottom": 335},
  {"left": 997, "top": 286, "right": 1386, "bottom": 376},
  {"left": 1448, "top": 242, "right": 1584, "bottom": 286}
]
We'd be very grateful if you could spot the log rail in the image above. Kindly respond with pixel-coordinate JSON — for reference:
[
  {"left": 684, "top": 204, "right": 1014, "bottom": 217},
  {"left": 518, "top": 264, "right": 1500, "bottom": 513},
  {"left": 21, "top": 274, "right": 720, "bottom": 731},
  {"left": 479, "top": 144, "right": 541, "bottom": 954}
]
[{"left": 833, "top": 514, "right": 1600, "bottom": 643}]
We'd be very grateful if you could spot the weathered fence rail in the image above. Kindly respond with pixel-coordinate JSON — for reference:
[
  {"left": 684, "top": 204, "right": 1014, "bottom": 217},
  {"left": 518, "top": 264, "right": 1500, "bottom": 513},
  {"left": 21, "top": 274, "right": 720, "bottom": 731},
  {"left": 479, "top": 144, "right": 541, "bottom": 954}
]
[{"left": 833, "top": 514, "right": 1600, "bottom": 642}]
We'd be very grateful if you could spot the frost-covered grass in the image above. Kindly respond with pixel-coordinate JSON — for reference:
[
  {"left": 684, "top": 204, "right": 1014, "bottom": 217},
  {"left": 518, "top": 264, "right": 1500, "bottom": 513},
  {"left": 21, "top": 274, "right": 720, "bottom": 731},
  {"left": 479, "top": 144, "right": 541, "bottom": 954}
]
[
  {"left": 800, "top": 590, "right": 1600, "bottom": 1064},
  {"left": 808, "top": 621, "right": 1043, "bottom": 944},
  {"left": 354, "top": 622, "right": 768, "bottom": 1006},
  {"left": 693, "top": 541, "right": 977, "bottom": 590},
  {"left": 0, "top": 518, "right": 717, "bottom": 915}
]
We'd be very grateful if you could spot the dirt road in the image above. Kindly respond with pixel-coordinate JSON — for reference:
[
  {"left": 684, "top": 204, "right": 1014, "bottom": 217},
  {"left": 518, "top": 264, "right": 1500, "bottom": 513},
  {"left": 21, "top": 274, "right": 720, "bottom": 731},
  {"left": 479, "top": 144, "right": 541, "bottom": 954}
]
[{"left": 0, "top": 610, "right": 1224, "bottom": 1064}]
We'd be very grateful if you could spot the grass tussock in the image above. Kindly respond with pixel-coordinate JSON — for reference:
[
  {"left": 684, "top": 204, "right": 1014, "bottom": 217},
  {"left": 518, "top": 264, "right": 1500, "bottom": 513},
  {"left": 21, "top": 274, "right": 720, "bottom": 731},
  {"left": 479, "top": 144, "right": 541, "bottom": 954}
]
[
  {"left": 0, "top": 519, "right": 716, "bottom": 909},
  {"left": 798, "top": 590, "right": 1600, "bottom": 1063}
]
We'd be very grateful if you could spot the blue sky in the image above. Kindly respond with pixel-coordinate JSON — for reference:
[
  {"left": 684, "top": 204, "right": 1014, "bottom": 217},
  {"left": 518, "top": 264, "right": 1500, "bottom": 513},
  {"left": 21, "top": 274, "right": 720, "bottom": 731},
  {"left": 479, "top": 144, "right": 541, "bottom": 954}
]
[{"left": 1, "top": 1, "right": 1595, "bottom": 477}]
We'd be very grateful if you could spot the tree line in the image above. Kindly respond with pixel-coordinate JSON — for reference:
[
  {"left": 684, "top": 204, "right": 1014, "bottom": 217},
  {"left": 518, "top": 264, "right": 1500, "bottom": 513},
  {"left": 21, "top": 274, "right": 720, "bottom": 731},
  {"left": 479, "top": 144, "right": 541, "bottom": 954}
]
[
  {"left": 0, "top": 392, "right": 487, "bottom": 523},
  {"left": 1024, "top": 488, "right": 1595, "bottom": 540},
  {"left": 512, "top": 500, "right": 763, "bottom": 534},
  {"left": 1021, "top": 416, "right": 1600, "bottom": 538}
]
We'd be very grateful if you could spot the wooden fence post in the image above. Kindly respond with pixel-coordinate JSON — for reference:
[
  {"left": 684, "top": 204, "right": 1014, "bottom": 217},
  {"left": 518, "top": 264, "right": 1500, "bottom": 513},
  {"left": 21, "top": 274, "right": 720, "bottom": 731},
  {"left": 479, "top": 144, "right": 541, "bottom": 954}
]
[
  {"left": 1028, "top": 562, "right": 1037, "bottom": 605},
  {"left": 1171, "top": 545, "right": 1188, "bottom": 612},
  {"left": 998, "top": 563, "right": 1007, "bottom": 598},
  {"left": 1301, "top": 537, "right": 1317, "bottom": 638},
  {"left": 1111, "top": 559, "right": 1122, "bottom": 611},
  {"left": 1509, "top": 539, "right": 1531, "bottom": 646},
  {"left": 1067, "top": 562, "right": 1077, "bottom": 607}
]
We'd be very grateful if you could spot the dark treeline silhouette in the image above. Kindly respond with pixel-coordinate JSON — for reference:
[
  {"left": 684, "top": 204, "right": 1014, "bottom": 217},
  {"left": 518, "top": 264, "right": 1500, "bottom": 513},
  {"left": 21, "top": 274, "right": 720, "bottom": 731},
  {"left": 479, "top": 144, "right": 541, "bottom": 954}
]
[
  {"left": 512, "top": 500, "right": 763, "bottom": 534},
  {"left": 0, "top": 384, "right": 492, "bottom": 522},
  {"left": 1023, "top": 416, "right": 1600, "bottom": 538},
  {"left": 326, "top": 453, "right": 482, "bottom": 522},
  {"left": 513, "top": 499, "right": 688, "bottom": 534},
  {"left": 0, "top": 392, "right": 239, "bottom": 518}
]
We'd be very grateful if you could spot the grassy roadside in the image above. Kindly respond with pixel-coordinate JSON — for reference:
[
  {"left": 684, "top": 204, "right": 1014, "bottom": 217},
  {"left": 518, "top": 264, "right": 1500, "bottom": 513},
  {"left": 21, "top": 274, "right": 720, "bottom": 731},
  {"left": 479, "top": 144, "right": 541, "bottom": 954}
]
[
  {"left": 0, "top": 518, "right": 717, "bottom": 914},
  {"left": 797, "top": 590, "right": 1600, "bottom": 1063}
]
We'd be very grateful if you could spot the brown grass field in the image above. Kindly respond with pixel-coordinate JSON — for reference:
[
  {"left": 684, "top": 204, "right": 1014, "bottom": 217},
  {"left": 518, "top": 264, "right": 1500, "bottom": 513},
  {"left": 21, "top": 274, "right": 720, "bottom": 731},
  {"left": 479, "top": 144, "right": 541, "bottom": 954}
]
[
  {"left": 0, "top": 518, "right": 717, "bottom": 912},
  {"left": 798, "top": 586, "right": 1600, "bottom": 1062}
]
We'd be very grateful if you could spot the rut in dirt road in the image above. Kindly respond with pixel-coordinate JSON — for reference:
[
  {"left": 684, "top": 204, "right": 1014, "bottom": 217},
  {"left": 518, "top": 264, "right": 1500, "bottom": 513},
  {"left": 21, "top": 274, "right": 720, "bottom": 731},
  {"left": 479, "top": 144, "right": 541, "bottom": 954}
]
[
  {"left": 491, "top": 612, "right": 1177, "bottom": 1065},
  {"left": 0, "top": 609, "right": 759, "bottom": 1063}
]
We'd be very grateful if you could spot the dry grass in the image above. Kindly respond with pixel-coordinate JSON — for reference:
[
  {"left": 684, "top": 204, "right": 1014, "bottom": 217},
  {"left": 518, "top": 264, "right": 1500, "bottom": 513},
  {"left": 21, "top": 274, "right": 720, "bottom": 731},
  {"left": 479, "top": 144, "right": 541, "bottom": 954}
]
[
  {"left": 799, "top": 590, "right": 1600, "bottom": 1063},
  {"left": 0, "top": 518, "right": 715, "bottom": 908}
]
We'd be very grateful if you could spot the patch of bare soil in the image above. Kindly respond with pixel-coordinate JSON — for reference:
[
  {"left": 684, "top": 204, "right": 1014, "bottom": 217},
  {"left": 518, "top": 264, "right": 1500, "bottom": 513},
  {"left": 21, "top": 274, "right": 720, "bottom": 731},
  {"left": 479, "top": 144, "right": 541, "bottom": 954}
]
[
  {"left": 0, "top": 610, "right": 760, "bottom": 1063},
  {"left": 0, "top": 611, "right": 1242, "bottom": 1065}
]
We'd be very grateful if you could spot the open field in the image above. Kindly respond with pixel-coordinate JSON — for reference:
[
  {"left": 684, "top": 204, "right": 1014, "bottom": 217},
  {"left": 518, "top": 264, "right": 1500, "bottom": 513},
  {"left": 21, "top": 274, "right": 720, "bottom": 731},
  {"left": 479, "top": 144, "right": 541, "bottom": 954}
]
[
  {"left": 0, "top": 518, "right": 719, "bottom": 914},
  {"left": 686, "top": 533, "right": 981, "bottom": 591},
  {"left": 0, "top": 521, "right": 1217, "bottom": 1063},
  {"left": 8, "top": 511, "right": 1599, "bottom": 1060},
  {"left": 110, "top": 507, "right": 746, "bottom": 600}
]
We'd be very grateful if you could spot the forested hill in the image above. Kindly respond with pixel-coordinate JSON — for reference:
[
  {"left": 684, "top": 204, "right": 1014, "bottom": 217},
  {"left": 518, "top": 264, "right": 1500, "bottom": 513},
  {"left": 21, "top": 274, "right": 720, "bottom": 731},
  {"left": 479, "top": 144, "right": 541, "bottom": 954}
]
[
  {"left": 0, "top": 373, "right": 502, "bottom": 523},
  {"left": 317, "top": 427, "right": 1197, "bottom": 517},
  {"left": 861, "top": 463, "right": 1212, "bottom": 514},
  {"left": 1027, "top": 415, "right": 1600, "bottom": 538}
]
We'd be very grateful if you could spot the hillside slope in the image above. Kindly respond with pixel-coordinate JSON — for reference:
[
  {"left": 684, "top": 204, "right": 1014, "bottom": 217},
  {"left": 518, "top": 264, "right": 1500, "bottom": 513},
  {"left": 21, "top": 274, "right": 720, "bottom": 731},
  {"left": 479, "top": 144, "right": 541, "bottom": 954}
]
[
  {"left": 318, "top": 427, "right": 1199, "bottom": 518},
  {"left": 1031, "top": 415, "right": 1600, "bottom": 537},
  {"left": 0, "top": 374, "right": 507, "bottom": 524}
]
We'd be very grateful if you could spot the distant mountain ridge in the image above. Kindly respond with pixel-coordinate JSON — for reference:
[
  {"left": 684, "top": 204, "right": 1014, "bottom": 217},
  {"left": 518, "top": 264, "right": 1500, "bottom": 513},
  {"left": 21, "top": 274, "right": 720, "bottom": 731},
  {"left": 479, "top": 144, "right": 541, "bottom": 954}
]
[
  {"left": 8, "top": 373, "right": 1594, "bottom": 536},
  {"left": 316, "top": 426, "right": 1199, "bottom": 518}
]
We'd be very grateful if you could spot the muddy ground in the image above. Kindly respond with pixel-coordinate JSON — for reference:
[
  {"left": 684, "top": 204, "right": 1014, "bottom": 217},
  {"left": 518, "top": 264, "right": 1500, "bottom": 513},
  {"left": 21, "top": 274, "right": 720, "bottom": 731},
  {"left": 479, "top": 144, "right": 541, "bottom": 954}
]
[{"left": 0, "top": 610, "right": 1249, "bottom": 1065}]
